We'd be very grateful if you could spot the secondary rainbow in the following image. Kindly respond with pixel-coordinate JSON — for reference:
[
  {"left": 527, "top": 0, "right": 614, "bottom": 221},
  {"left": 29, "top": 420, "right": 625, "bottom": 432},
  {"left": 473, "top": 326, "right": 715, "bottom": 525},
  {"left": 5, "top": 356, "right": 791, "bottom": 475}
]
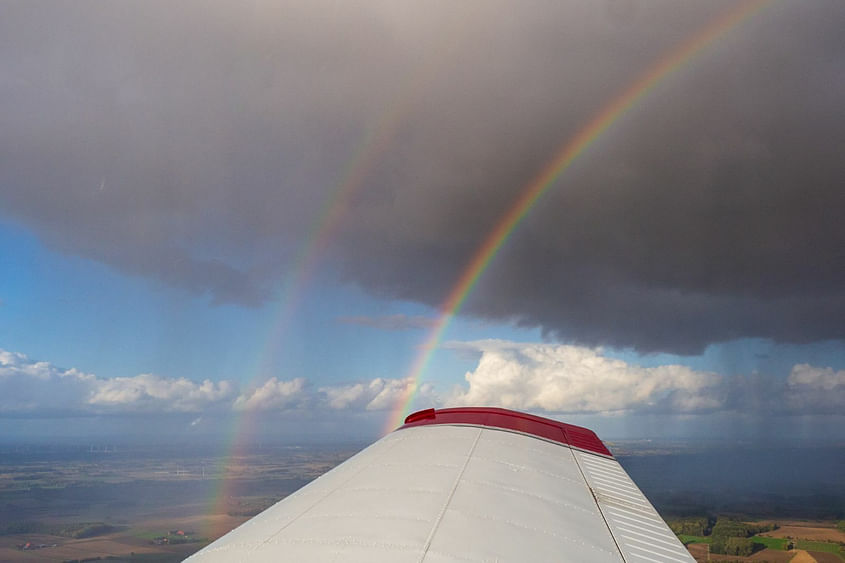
[
  {"left": 205, "top": 96, "right": 427, "bottom": 538},
  {"left": 386, "top": 0, "right": 771, "bottom": 432},
  {"left": 205, "top": 20, "right": 475, "bottom": 535}
]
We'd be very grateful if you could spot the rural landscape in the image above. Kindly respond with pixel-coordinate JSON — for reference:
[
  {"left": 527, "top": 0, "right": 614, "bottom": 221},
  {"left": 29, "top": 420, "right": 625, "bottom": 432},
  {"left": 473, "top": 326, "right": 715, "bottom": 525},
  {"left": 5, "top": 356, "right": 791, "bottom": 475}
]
[
  {"left": 669, "top": 516, "right": 845, "bottom": 562},
  {"left": 0, "top": 439, "right": 842, "bottom": 562},
  {"left": 0, "top": 442, "right": 361, "bottom": 562}
]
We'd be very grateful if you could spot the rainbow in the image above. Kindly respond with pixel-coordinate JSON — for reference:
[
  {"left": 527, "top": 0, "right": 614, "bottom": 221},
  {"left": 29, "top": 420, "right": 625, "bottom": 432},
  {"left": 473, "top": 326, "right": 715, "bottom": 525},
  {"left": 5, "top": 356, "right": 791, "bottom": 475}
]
[
  {"left": 204, "top": 18, "right": 475, "bottom": 537},
  {"left": 250, "top": 1, "right": 480, "bottom": 383},
  {"left": 385, "top": 0, "right": 771, "bottom": 432},
  {"left": 205, "top": 108, "right": 419, "bottom": 537},
  {"left": 204, "top": 110, "right": 415, "bottom": 538}
]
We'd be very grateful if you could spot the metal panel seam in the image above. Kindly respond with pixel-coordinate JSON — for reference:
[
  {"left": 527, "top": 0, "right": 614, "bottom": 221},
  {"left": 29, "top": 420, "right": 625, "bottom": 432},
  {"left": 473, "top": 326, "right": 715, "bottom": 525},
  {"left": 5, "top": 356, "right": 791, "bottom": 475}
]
[
  {"left": 258, "top": 434, "right": 406, "bottom": 550},
  {"left": 418, "top": 427, "right": 482, "bottom": 563},
  {"left": 568, "top": 447, "right": 628, "bottom": 562}
]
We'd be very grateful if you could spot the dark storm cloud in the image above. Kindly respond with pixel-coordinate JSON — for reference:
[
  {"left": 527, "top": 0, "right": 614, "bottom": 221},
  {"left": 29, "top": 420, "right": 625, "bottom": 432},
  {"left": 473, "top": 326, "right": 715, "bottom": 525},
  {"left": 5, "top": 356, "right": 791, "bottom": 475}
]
[{"left": 1, "top": 0, "right": 843, "bottom": 353}]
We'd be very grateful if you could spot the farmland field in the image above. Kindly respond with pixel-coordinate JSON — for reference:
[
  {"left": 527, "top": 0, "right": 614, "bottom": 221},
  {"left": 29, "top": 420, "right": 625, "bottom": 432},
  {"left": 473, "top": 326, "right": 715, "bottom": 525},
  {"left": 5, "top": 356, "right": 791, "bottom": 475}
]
[
  {"left": 762, "top": 524, "right": 845, "bottom": 543},
  {"left": 0, "top": 443, "right": 360, "bottom": 562}
]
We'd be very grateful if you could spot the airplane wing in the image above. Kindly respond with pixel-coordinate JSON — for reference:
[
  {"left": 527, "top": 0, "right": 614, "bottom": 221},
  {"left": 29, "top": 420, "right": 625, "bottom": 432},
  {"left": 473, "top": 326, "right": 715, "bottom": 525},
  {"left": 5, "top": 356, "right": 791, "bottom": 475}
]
[{"left": 187, "top": 407, "right": 694, "bottom": 562}]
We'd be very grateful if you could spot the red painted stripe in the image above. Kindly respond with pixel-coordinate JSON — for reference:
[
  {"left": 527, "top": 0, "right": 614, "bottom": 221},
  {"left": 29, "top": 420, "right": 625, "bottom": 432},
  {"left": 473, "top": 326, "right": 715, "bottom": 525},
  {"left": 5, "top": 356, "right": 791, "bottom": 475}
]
[{"left": 399, "top": 407, "right": 613, "bottom": 457}]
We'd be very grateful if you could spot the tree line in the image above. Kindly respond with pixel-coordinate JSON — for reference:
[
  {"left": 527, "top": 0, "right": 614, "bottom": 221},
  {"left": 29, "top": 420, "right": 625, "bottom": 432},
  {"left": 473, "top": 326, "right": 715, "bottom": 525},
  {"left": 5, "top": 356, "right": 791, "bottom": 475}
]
[{"left": 668, "top": 516, "right": 779, "bottom": 556}]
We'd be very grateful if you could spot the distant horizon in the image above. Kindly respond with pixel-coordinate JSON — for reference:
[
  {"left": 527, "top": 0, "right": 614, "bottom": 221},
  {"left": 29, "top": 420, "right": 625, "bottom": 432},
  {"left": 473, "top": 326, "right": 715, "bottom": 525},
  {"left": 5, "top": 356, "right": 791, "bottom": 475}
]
[
  {"left": 3, "top": 417, "right": 844, "bottom": 448},
  {"left": 2, "top": 438, "right": 842, "bottom": 521}
]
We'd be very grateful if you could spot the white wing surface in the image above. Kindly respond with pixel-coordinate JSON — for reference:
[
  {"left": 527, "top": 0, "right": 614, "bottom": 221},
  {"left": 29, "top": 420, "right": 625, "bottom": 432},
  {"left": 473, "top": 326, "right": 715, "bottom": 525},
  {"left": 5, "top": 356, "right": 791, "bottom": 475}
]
[{"left": 187, "top": 407, "right": 694, "bottom": 562}]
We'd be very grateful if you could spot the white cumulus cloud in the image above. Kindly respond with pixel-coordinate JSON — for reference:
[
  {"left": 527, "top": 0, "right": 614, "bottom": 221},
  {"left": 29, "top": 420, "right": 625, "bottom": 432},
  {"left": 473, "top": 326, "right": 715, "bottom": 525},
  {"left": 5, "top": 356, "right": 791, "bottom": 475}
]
[
  {"left": 1, "top": 349, "right": 96, "bottom": 414},
  {"left": 1, "top": 349, "right": 234, "bottom": 414},
  {"left": 233, "top": 377, "right": 308, "bottom": 411},
  {"left": 319, "top": 377, "right": 436, "bottom": 411},
  {"left": 445, "top": 340, "right": 725, "bottom": 414},
  {"left": 3, "top": 346, "right": 844, "bottom": 421},
  {"left": 784, "top": 364, "right": 845, "bottom": 414},
  {"left": 88, "top": 373, "right": 236, "bottom": 412}
]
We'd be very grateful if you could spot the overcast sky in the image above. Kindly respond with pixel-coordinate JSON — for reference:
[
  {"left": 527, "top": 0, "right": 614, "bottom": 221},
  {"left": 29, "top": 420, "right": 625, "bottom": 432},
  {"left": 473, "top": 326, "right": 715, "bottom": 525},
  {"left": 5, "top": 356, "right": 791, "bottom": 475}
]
[{"left": 1, "top": 0, "right": 843, "bottom": 442}]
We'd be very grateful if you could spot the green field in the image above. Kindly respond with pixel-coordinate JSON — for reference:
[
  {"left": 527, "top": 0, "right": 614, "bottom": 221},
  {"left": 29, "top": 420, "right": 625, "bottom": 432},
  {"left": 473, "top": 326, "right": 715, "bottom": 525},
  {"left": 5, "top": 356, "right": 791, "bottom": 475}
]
[
  {"left": 678, "top": 534, "right": 711, "bottom": 545},
  {"left": 134, "top": 529, "right": 170, "bottom": 540},
  {"left": 750, "top": 536, "right": 788, "bottom": 550},
  {"left": 797, "top": 539, "right": 845, "bottom": 559},
  {"left": 675, "top": 519, "right": 845, "bottom": 560}
]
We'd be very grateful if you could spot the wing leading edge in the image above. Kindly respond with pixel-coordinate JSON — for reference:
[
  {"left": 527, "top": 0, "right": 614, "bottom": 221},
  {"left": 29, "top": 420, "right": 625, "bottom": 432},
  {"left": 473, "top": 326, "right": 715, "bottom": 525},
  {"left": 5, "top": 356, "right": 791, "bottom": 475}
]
[{"left": 186, "top": 407, "right": 694, "bottom": 562}]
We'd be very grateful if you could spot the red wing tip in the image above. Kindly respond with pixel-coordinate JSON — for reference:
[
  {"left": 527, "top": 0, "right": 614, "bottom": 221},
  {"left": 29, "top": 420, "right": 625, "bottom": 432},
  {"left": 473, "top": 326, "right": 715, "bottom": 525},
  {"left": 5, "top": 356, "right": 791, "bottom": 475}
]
[
  {"left": 400, "top": 407, "right": 613, "bottom": 458},
  {"left": 404, "top": 408, "right": 437, "bottom": 424}
]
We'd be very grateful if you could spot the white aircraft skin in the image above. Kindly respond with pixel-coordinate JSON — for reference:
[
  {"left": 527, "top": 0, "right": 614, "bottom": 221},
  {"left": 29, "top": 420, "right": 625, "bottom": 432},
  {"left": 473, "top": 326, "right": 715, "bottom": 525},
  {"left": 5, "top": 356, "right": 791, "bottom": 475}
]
[{"left": 187, "top": 407, "right": 694, "bottom": 562}]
